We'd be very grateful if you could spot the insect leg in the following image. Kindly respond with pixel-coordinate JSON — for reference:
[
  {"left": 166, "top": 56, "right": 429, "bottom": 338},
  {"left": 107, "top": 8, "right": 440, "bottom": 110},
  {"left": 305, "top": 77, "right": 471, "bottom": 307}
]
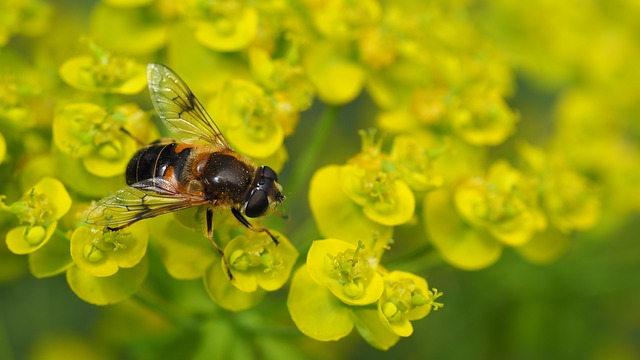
[
  {"left": 207, "top": 208, "right": 234, "bottom": 281},
  {"left": 231, "top": 208, "right": 280, "bottom": 245},
  {"left": 105, "top": 218, "right": 141, "bottom": 232},
  {"left": 119, "top": 127, "right": 146, "bottom": 146}
]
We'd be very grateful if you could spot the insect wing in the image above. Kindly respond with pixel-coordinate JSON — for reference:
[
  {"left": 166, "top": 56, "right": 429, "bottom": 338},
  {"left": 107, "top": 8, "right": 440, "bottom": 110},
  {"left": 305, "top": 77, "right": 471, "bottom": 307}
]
[
  {"left": 84, "top": 178, "right": 209, "bottom": 228},
  {"left": 147, "top": 63, "right": 232, "bottom": 149}
]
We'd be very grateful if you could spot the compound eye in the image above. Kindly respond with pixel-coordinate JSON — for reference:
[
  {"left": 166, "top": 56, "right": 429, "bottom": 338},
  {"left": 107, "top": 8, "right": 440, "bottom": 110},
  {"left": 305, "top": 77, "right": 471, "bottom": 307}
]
[
  {"left": 261, "top": 166, "right": 278, "bottom": 182},
  {"left": 245, "top": 190, "right": 269, "bottom": 218}
]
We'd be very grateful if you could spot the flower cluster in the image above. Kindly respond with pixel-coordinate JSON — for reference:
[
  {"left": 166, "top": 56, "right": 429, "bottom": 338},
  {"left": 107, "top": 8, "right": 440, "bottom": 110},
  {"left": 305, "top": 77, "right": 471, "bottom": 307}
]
[
  {"left": 309, "top": 130, "right": 437, "bottom": 248},
  {"left": 1, "top": 178, "right": 70, "bottom": 258},
  {"left": 289, "top": 239, "right": 442, "bottom": 349},
  {"left": 292, "top": 130, "right": 445, "bottom": 348},
  {"left": 149, "top": 212, "right": 298, "bottom": 311}
]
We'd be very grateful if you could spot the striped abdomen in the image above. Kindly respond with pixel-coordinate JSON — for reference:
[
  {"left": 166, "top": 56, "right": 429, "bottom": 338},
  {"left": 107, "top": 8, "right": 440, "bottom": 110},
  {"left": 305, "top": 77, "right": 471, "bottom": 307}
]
[{"left": 126, "top": 142, "right": 193, "bottom": 186}]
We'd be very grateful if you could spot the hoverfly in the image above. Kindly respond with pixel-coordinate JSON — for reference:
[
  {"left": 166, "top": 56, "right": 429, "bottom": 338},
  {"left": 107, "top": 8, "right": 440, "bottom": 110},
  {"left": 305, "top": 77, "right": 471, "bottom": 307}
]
[{"left": 85, "top": 63, "right": 285, "bottom": 280}]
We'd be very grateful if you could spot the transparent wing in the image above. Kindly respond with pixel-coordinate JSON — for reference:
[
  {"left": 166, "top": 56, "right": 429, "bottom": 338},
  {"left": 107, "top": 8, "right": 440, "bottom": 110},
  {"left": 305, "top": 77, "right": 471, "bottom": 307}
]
[
  {"left": 84, "top": 178, "right": 210, "bottom": 229},
  {"left": 147, "top": 63, "right": 231, "bottom": 149}
]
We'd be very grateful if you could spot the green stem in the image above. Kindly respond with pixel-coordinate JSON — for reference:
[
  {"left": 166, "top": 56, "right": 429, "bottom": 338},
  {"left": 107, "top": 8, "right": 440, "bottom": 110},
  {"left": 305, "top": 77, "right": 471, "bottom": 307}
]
[
  {"left": 103, "top": 93, "right": 117, "bottom": 112},
  {"left": 0, "top": 312, "right": 15, "bottom": 360},
  {"left": 132, "top": 290, "right": 199, "bottom": 330},
  {"left": 385, "top": 245, "right": 445, "bottom": 274},
  {"left": 54, "top": 228, "right": 70, "bottom": 242},
  {"left": 290, "top": 215, "right": 317, "bottom": 253},
  {"left": 286, "top": 105, "right": 340, "bottom": 199}
]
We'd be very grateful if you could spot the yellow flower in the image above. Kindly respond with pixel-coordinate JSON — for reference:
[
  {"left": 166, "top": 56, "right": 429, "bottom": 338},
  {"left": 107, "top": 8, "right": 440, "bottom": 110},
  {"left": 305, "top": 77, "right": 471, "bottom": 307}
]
[
  {"left": 184, "top": 1, "right": 259, "bottom": 52},
  {"left": 306, "top": 239, "right": 383, "bottom": 306},
  {"left": 449, "top": 88, "right": 518, "bottom": 146},
  {"left": 90, "top": 2, "right": 168, "bottom": 55},
  {"left": 0, "top": 0, "right": 51, "bottom": 46},
  {"left": 249, "top": 49, "right": 315, "bottom": 136},
  {"left": 303, "top": 41, "right": 365, "bottom": 105},
  {"left": 307, "top": 0, "right": 381, "bottom": 40},
  {"left": 378, "top": 271, "right": 443, "bottom": 337},
  {"left": 341, "top": 130, "right": 416, "bottom": 227},
  {"left": 3, "top": 178, "right": 71, "bottom": 255},
  {"left": 59, "top": 44, "right": 146, "bottom": 94},
  {"left": 340, "top": 165, "right": 415, "bottom": 226},
  {"left": 390, "top": 133, "right": 444, "bottom": 192},
  {"left": 425, "top": 187, "right": 503, "bottom": 270},
  {"left": 454, "top": 160, "right": 543, "bottom": 246},
  {"left": 309, "top": 165, "right": 393, "bottom": 247},
  {"left": 225, "top": 230, "right": 298, "bottom": 293},
  {"left": 53, "top": 102, "right": 154, "bottom": 177},
  {"left": 211, "top": 79, "right": 284, "bottom": 159},
  {"left": 543, "top": 171, "right": 600, "bottom": 233},
  {"left": 70, "top": 223, "right": 148, "bottom": 277}
]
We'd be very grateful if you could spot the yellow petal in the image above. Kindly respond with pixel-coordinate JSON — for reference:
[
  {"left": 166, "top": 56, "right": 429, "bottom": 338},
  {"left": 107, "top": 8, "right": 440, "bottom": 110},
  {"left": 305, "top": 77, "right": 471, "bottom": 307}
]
[
  {"left": 287, "top": 266, "right": 354, "bottom": 341},
  {"left": 425, "top": 189, "right": 502, "bottom": 270},
  {"left": 194, "top": 7, "right": 258, "bottom": 52},
  {"left": 352, "top": 308, "right": 400, "bottom": 350},
  {"left": 203, "top": 260, "right": 265, "bottom": 312},
  {"left": 304, "top": 42, "right": 365, "bottom": 105},
  {"left": 516, "top": 229, "right": 570, "bottom": 265},
  {"left": 363, "top": 180, "right": 415, "bottom": 226},
  {"left": 6, "top": 224, "right": 56, "bottom": 255},
  {"left": 149, "top": 216, "right": 215, "bottom": 280},
  {"left": 66, "top": 256, "right": 148, "bottom": 305},
  {"left": 309, "top": 165, "right": 393, "bottom": 247}
]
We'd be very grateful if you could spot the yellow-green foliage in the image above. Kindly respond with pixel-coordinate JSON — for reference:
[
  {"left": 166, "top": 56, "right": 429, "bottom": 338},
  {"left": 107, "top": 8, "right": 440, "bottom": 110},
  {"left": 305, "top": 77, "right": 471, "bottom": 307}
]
[{"left": 0, "top": 0, "right": 638, "bottom": 359}]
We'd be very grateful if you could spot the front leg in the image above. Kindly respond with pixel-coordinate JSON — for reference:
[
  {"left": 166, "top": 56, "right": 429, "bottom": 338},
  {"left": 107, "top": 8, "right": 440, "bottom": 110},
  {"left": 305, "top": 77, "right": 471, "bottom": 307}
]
[
  {"left": 231, "top": 208, "right": 279, "bottom": 246},
  {"left": 207, "top": 208, "right": 234, "bottom": 281}
]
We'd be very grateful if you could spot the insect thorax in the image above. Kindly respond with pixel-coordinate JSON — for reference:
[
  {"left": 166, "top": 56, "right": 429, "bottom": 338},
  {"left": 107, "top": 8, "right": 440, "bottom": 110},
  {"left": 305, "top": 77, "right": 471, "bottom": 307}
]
[{"left": 200, "top": 152, "right": 254, "bottom": 202}]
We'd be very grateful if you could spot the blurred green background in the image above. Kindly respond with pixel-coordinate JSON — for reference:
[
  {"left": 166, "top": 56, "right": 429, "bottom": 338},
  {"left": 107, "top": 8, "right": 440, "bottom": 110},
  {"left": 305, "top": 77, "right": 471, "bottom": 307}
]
[{"left": 1, "top": 0, "right": 640, "bottom": 359}]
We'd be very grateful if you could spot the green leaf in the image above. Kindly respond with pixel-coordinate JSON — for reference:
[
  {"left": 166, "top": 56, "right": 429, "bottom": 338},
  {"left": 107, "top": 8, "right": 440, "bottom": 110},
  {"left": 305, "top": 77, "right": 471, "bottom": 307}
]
[
  {"left": 28, "top": 231, "right": 73, "bottom": 278},
  {"left": 255, "top": 337, "right": 310, "bottom": 360},
  {"left": 203, "top": 260, "right": 265, "bottom": 311},
  {"left": 193, "top": 319, "right": 253, "bottom": 360},
  {"left": 304, "top": 42, "right": 365, "bottom": 105},
  {"left": 90, "top": 3, "right": 167, "bottom": 56},
  {"left": 18, "top": 154, "right": 57, "bottom": 193},
  {"left": 0, "top": 241, "right": 28, "bottom": 284},
  {"left": 287, "top": 265, "right": 354, "bottom": 341},
  {"left": 149, "top": 216, "right": 215, "bottom": 280},
  {"left": 27, "top": 333, "right": 111, "bottom": 360},
  {"left": 516, "top": 228, "right": 570, "bottom": 264},
  {"left": 352, "top": 308, "right": 400, "bottom": 350},
  {"left": 424, "top": 189, "right": 502, "bottom": 270},
  {"left": 54, "top": 149, "right": 123, "bottom": 198},
  {"left": 309, "top": 165, "right": 392, "bottom": 246},
  {"left": 66, "top": 255, "right": 148, "bottom": 305}
]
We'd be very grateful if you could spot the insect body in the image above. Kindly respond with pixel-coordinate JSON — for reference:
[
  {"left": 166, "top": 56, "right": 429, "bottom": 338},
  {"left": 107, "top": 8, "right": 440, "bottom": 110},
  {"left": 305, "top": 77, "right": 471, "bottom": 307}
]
[{"left": 85, "top": 63, "right": 285, "bottom": 280}]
